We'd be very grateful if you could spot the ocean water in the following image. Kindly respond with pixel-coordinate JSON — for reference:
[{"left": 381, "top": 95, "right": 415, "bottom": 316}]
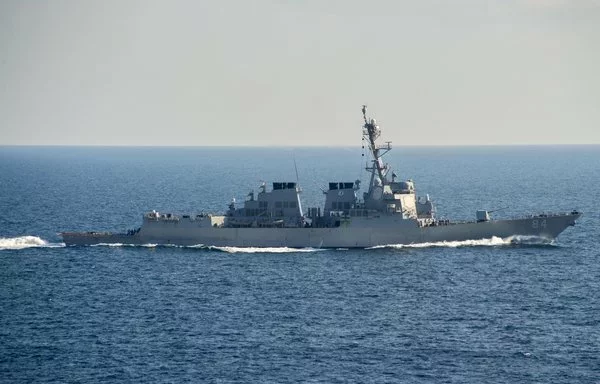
[{"left": 0, "top": 145, "right": 599, "bottom": 383}]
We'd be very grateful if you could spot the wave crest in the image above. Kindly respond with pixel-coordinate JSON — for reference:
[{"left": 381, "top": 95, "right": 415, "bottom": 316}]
[
  {"left": 369, "top": 235, "right": 554, "bottom": 249},
  {"left": 0, "top": 236, "right": 65, "bottom": 250}
]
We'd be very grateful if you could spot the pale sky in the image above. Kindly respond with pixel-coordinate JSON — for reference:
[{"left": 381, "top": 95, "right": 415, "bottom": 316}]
[{"left": 1, "top": 0, "right": 599, "bottom": 146}]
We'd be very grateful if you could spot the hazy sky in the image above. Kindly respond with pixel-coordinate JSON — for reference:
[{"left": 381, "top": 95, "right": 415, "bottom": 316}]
[{"left": 1, "top": 0, "right": 599, "bottom": 145}]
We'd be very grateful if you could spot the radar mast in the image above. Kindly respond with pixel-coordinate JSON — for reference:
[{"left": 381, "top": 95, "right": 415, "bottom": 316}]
[{"left": 362, "top": 106, "right": 393, "bottom": 191}]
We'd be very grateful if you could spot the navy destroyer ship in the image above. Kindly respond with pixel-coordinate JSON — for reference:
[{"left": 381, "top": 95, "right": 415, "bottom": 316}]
[{"left": 61, "top": 107, "right": 581, "bottom": 247}]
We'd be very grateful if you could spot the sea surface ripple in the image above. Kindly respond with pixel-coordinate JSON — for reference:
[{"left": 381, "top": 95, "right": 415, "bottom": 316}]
[{"left": 1, "top": 146, "right": 599, "bottom": 383}]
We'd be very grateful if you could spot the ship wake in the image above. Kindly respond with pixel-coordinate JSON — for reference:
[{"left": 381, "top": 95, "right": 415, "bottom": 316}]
[
  {"left": 369, "top": 235, "right": 555, "bottom": 249},
  {"left": 0, "top": 236, "right": 65, "bottom": 250},
  {"left": 89, "top": 243, "right": 161, "bottom": 248},
  {"left": 87, "top": 243, "right": 323, "bottom": 253},
  {"left": 208, "top": 246, "right": 324, "bottom": 254}
]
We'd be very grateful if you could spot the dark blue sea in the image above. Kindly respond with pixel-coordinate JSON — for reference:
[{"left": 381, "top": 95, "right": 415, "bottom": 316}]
[{"left": 1, "top": 146, "right": 599, "bottom": 383}]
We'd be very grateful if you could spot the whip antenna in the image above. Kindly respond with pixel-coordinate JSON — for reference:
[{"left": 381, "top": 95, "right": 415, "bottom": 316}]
[{"left": 293, "top": 154, "right": 300, "bottom": 184}]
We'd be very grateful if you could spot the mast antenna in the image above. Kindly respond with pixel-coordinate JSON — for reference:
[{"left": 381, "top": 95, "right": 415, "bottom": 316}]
[{"left": 293, "top": 154, "right": 300, "bottom": 185}]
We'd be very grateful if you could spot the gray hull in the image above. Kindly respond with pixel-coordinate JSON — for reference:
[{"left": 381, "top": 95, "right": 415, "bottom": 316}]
[{"left": 62, "top": 212, "right": 580, "bottom": 248}]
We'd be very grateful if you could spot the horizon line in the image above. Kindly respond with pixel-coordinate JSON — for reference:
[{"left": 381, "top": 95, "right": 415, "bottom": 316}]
[{"left": 1, "top": 143, "right": 600, "bottom": 148}]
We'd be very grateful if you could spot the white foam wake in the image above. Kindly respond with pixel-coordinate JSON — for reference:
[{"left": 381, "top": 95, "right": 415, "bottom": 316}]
[
  {"left": 85, "top": 243, "right": 322, "bottom": 253},
  {"left": 90, "top": 243, "right": 159, "bottom": 247},
  {"left": 90, "top": 243, "right": 125, "bottom": 247},
  {"left": 369, "top": 235, "right": 553, "bottom": 249},
  {"left": 505, "top": 235, "right": 555, "bottom": 245},
  {"left": 0, "top": 236, "right": 65, "bottom": 250},
  {"left": 209, "top": 246, "right": 323, "bottom": 254}
]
